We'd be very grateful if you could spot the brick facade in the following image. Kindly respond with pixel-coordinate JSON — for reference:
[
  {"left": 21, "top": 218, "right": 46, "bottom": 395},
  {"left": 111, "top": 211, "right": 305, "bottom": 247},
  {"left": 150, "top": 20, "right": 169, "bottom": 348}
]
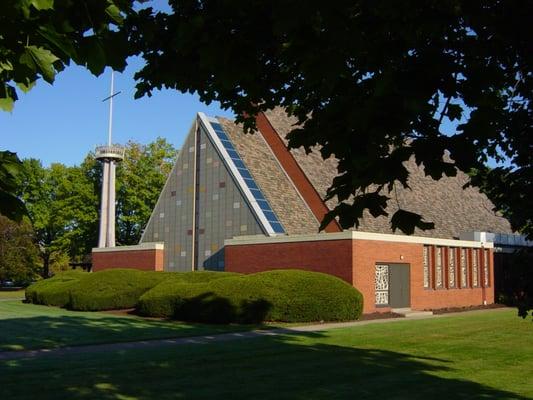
[
  {"left": 225, "top": 233, "right": 494, "bottom": 314},
  {"left": 92, "top": 247, "right": 164, "bottom": 272},
  {"left": 225, "top": 239, "right": 353, "bottom": 284}
]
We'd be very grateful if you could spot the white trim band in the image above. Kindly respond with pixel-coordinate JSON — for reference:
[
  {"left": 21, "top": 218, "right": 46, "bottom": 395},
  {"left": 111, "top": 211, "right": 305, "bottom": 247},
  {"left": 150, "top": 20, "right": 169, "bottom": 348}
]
[
  {"left": 92, "top": 242, "right": 165, "bottom": 253},
  {"left": 225, "top": 231, "right": 493, "bottom": 248}
]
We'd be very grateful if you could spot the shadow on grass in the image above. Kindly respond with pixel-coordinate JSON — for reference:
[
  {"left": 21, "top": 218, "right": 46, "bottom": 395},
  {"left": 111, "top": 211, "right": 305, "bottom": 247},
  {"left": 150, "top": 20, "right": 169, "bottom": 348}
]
[
  {"left": 0, "top": 331, "right": 528, "bottom": 400},
  {"left": 0, "top": 313, "right": 266, "bottom": 351}
]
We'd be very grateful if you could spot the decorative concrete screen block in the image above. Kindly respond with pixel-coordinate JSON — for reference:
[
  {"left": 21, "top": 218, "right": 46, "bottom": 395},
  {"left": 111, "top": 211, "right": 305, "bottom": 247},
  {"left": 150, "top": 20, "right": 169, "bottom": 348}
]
[
  {"left": 423, "top": 246, "right": 430, "bottom": 289},
  {"left": 435, "top": 247, "right": 443, "bottom": 288},
  {"left": 460, "top": 248, "right": 467, "bottom": 287},
  {"left": 472, "top": 249, "right": 479, "bottom": 287},
  {"left": 483, "top": 249, "right": 490, "bottom": 287},
  {"left": 375, "top": 264, "right": 389, "bottom": 305},
  {"left": 448, "top": 248, "right": 456, "bottom": 288}
]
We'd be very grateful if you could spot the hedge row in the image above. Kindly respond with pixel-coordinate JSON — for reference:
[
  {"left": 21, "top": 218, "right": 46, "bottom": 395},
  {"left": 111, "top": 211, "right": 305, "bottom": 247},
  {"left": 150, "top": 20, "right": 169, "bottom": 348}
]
[
  {"left": 25, "top": 269, "right": 239, "bottom": 311},
  {"left": 26, "top": 268, "right": 364, "bottom": 323},
  {"left": 25, "top": 270, "right": 87, "bottom": 307},
  {"left": 138, "top": 270, "right": 363, "bottom": 323}
]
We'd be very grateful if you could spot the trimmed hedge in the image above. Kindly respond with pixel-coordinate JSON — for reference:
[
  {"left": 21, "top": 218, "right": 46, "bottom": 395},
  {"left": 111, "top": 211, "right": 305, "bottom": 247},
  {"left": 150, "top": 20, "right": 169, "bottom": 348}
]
[
  {"left": 67, "top": 269, "right": 173, "bottom": 311},
  {"left": 67, "top": 269, "right": 239, "bottom": 311},
  {"left": 136, "top": 271, "right": 240, "bottom": 317},
  {"left": 25, "top": 270, "right": 88, "bottom": 307},
  {"left": 138, "top": 269, "right": 363, "bottom": 323}
]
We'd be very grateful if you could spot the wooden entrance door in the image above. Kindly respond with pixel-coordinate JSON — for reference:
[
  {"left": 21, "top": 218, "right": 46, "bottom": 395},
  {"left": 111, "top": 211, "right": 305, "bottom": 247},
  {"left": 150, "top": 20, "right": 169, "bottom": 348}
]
[{"left": 389, "top": 264, "right": 410, "bottom": 308}]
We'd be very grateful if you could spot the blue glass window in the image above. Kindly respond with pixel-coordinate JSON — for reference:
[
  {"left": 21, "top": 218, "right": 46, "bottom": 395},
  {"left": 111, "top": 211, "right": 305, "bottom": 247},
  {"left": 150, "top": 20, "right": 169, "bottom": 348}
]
[
  {"left": 257, "top": 200, "right": 270, "bottom": 210},
  {"left": 233, "top": 159, "right": 246, "bottom": 169},
  {"left": 221, "top": 140, "right": 234, "bottom": 150},
  {"left": 244, "top": 178, "right": 259, "bottom": 190},
  {"left": 250, "top": 189, "right": 265, "bottom": 200},
  {"left": 208, "top": 119, "right": 285, "bottom": 234},
  {"left": 211, "top": 122, "right": 224, "bottom": 131},
  {"left": 238, "top": 168, "right": 253, "bottom": 180},
  {"left": 270, "top": 222, "right": 285, "bottom": 233},
  {"left": 226, "top": 149, "right": 239, "bottom": 159},
  {"left": 263, "top": 210, "right": 277, "bottom": 222}
]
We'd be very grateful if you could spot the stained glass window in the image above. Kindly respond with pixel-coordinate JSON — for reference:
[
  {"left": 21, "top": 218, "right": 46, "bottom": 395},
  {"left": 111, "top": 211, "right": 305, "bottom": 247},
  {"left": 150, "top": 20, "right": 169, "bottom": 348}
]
[
  {"left": 436, "top": 247, "right": 443, "bottom": 288},
  {"left": 472, "top": 249, "right": 479, "bottom": 287},
  {"left": 448, "top": 248, "right": 456, "bottom": 288},
  {"left": 423, "top": 246, "right": 430, "bottom": 289},
  {"left": 483, "top": 249, "right": 490, "bottom": 287},
  {"left": 375, "top": 264, "right": 389, "bottom": 305},
  {"left": 460, "top": 248, "right": 467, "bottom": 288}
]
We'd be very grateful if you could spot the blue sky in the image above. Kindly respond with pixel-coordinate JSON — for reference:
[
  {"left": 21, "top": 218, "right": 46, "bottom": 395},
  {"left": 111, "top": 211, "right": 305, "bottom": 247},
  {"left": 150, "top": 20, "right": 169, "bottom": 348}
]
[{"left": 0, "top": 56, "right": 234, "bottom": 166}]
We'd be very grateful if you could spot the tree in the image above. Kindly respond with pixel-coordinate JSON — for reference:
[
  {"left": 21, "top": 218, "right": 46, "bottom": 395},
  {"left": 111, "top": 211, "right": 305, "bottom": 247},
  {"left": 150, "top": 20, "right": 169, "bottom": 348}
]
[
  {"left": 0, "top": 215, "right": 40, "bottom": 283},
  {"left": 116, "top": 138, "right": 177, "bottom": 244},
  {"left": 129, "top": 0, "right": 532, "bottom": 238},
  {"left": 17, "top": 159, "right": 98, "bottom": 277}
]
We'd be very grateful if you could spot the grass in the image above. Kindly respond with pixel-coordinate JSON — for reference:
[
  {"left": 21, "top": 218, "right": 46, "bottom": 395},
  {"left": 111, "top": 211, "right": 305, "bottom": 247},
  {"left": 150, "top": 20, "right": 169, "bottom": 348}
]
[
  {"left": 0, "top": 289, "right": 25, "bottom": 300},
  {"left": 0, "top": 300, "right": 272, "bottom": 351},
  {"left": 0, "top": 309, "right": 531, "bottom": 399}
]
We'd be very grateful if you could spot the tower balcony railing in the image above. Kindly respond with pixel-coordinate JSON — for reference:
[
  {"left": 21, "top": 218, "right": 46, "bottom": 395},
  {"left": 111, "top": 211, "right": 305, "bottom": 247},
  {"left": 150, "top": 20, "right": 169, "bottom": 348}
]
[{"left": 95, "top": 145, "right": 125, "bottom": 161}]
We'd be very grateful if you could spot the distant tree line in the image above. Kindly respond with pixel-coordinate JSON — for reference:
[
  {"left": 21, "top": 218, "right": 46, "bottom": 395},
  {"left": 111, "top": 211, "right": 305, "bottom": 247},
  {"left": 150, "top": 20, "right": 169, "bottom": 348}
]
[{"left": 0, "top": 138, "right": 176, "bottom": 281}]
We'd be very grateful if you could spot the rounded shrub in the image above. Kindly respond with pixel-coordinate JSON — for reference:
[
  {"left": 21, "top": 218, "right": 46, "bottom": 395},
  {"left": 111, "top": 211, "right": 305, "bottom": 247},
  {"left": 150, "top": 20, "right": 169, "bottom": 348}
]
[
  {"left": 136, "top": 271, "right": 241, "bottom": 317},
  {"left": 68, "top": 269, "right": 174, "bottom": 311},
  {"left": 25, "top": 270, "right": 88, "bottom": 307},
  {"left": 138, "top": 269, "right": 363, "bottom": 323}
]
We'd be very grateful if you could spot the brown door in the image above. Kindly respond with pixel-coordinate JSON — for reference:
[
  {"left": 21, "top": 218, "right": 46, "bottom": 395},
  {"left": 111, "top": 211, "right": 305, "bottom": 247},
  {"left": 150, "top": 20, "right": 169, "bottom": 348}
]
[{"left": 389, "top": 264, "right": 410, "bottom": 308}]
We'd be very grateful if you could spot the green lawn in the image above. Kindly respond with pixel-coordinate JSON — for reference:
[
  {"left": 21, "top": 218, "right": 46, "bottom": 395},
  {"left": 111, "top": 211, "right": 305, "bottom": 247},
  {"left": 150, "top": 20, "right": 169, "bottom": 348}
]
[
  {"left": 0, "top": 289, "right": 25, "bottom": 300},
  {"left": 0, "top": 300, "right": 268, "bottom": 351},
  {"left": 0, "top": 309, "right": 531, "bottom": 399}
]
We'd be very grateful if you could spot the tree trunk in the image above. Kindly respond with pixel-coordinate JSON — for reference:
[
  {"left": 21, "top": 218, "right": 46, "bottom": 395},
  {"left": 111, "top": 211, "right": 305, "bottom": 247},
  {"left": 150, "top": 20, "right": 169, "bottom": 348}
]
[{"left": 42, "top": 253, "right": 50, "bottom": 279}]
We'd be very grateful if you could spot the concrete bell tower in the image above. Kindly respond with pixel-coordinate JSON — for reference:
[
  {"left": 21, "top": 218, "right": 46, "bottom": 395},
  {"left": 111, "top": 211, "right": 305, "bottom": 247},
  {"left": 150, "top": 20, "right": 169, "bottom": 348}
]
[{"left": 96, "top": 70, "right": 124, "bottom": 248}]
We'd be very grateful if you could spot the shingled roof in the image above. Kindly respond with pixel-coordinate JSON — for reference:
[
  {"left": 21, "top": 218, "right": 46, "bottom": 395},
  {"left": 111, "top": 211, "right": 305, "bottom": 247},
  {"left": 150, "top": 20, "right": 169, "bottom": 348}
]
[
  {"left": 266, "top": 108, "right": 513, "bottom": 238},
  {"left": 217, "top": 117, "right": 319, "bottom": 235}
]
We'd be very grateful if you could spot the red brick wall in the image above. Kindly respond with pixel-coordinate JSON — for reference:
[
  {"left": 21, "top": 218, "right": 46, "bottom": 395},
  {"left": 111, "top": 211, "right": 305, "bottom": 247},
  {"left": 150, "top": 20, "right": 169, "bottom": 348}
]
[
  {"left": 225, "top": 239, "right": 353, "bottom": 284},
  {"left": 353, "top": 239, "right": 422, "bottom": 313},
  {"left": 92, "top": 249, "right": 164, "bottom": 272},
  {"left": 353, "top": 240, "right": 494, "bottom": 313}
]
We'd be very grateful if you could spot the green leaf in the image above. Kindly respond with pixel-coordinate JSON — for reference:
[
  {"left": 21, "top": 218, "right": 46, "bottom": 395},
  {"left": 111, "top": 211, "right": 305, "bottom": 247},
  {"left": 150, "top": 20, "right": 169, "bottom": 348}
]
[
  {"left": 0, "top": 191, "right": 27, "bottom": 222},
  {"left": 30, "top": 0, "right": 54, "bottom": 10},
  {"left": 16, "top": 79, "right": 36, "bottom": 93},
  {"left": 105, "top": 3, "right": 123, "bottom": 24},
  {"left": 38, "top": 27, "right": 77, "bottom": 59},
  {"left": 81, "top": 38, "right": 106, "bottom": 75},
  {"left": 0, "top": 97, "right": 15, "bottom": 112},
  {"left": 0, "top": 60, "right": 13, "bottom": 72},
  {"left": 390, "top": 209, "right": 434, "bottom": 235},
  {"left": 446, "top": 103, "right": 462, "bottom": 122},
  {"left": 25, "top": 45, "right": 59, "bottom": 83},
  {"left": 0, "top": 84, "right": 17, "bottom": 112}
]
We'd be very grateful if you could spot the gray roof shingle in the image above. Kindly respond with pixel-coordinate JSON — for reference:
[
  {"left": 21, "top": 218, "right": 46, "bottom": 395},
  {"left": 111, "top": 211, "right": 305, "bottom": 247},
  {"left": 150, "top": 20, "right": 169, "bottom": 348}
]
[{"left": 263, "top": 108, "right": 513, "bottom": 238}]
